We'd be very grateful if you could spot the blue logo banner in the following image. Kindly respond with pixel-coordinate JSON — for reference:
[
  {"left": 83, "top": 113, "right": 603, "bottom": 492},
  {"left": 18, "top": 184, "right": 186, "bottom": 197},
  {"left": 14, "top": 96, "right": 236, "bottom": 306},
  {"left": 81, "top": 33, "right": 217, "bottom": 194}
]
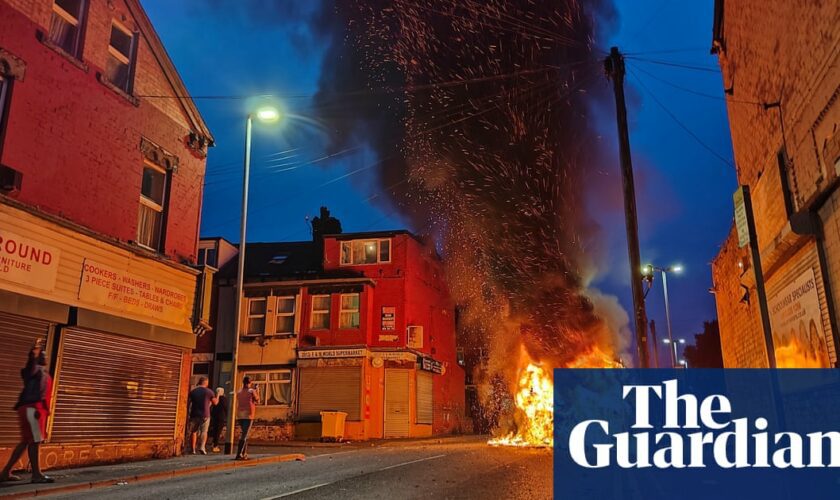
[{"left": 553, "top": 369, "right": 840, "bottom": 499}]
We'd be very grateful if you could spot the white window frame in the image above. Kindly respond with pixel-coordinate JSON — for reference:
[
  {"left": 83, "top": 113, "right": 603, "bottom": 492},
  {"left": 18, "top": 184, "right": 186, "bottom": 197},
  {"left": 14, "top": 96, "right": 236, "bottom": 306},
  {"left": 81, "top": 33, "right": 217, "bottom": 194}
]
[
  {"left": 106, "top": 20, "right": 136, "bottom": 92},
  {"left": 50, "top": 0, "right": 86, "bottom": 57},
  {"left": 310, "top": 294, "right": 331, "bottom": 330},
  {"left": 340, "top": 239, "right": 392, "bottom": 265},
  {"left": 245, "top": 297, "right": 267, "bottom": 336},
  {"left": 339, "top": 293, "right": 360, "bottom": 329},
  {"left": 274, "top": 295, "right": 296, "bottom": 335},
  {"left": 136, "top": 161, "right": 166, "bottom": 250},
  {"left": 241, "top": 369, "right": 293, "bottom": 407}
]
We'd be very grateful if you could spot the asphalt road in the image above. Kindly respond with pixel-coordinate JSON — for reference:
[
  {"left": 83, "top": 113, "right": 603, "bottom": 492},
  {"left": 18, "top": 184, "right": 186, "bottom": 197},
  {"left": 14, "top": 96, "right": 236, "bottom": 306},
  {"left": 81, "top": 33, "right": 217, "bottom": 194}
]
[{"left": 49, "top": 436, "right": 552, "bottom": 500}]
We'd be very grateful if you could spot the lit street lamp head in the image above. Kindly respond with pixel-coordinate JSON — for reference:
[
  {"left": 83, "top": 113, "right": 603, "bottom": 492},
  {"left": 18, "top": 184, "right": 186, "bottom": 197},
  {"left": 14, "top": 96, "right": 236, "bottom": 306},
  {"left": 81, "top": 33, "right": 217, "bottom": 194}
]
[
  {"left": 255, "top": 106, "right": 281, "bottom": 123},
  {"left": 671, "top": 264, "right": 684, "bottom": 274}
]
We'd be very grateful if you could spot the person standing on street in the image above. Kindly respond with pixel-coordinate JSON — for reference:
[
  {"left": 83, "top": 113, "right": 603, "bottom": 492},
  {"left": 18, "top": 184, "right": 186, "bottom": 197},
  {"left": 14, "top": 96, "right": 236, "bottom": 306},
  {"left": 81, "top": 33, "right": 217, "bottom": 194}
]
[
  {"left": 235, "top": 376, "right": 260, "bottom": 460},
  {"left": 0, "top": 343, "right": 55, "bottom": 484},
  {"left": 186, "top": 377, "right": 217, "bottom": 455},
  {"left": 209, "top": 387, "right": 227, "bottom": 453}
]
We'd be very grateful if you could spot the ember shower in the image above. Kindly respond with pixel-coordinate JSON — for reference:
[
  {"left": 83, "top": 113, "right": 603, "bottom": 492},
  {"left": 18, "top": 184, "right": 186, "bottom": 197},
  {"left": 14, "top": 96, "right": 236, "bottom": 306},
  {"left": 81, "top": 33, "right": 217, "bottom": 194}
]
[{"left": 312, "top": 0, "right": 626, "bottom": 436}]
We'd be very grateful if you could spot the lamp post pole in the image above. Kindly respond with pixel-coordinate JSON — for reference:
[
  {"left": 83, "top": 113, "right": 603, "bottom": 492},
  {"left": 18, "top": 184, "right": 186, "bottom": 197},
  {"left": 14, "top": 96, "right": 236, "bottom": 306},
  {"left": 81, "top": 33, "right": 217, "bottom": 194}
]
[
  {"left": 661, "top": 268, "right": 675, "bottom": 367},
  {"left": 225, "top": 114, "right": 252, "bottom": 454}
]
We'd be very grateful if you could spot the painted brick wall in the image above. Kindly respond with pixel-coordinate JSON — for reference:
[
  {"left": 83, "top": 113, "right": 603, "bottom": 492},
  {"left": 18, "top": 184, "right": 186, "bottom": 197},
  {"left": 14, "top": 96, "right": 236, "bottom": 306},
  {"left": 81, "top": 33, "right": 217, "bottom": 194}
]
[{"left": 0, "top": 0, "right": 207, "bottom": 263}]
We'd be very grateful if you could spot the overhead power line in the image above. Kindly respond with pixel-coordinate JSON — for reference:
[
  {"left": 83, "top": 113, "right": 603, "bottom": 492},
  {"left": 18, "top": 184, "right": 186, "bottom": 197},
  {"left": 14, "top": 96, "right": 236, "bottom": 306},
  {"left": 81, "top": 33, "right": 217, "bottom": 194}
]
[{"left": 628, "top": 70, "right": 734, "bottom": 169}]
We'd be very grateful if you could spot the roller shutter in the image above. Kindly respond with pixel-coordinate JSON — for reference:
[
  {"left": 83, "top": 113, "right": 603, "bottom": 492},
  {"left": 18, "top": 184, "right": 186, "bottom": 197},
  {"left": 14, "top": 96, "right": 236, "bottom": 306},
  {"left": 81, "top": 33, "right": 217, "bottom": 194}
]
[
  {"left": 51, "top": 328, "right": 183, "bottom": 442},
  {"left": 416, "top": 371, "right": 433, "bottom": 424},
  {"left": 297, "top": 367, "right": 361, "bottom": 421},
  {"left": 384, "top": 369, "right": 410, "bottom": 438},
  {"left": 0, "top": 312, "right": 51, "bottom": 444}
]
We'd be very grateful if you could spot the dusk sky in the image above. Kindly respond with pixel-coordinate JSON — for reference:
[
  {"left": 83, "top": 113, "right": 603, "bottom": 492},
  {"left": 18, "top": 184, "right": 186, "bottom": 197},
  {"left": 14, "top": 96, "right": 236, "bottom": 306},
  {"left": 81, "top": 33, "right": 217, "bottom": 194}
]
[{"left": 142, "top": 0, "right": 736, "bottom": 366}]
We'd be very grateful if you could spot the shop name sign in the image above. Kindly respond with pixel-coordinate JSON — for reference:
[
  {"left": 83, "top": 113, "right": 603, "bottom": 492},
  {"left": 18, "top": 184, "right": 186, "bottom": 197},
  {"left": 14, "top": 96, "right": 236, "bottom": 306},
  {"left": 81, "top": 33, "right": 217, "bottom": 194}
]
[
  {"left": 298, "top": 348, "right": 366, "bottom": 359},
  {"left": 78, "top": 259, "right": 190, "bottom": 327},
  {"left": 420, "top": 356, "right": 443, "bottom": 374},
  {"left": 0, "top": 230, "right": 60, "bottom": 291}
]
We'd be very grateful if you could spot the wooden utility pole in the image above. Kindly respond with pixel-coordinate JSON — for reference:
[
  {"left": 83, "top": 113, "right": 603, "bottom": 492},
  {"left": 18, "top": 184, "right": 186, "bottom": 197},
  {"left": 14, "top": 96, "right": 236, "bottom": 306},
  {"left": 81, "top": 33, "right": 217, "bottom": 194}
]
[
  {"left": 649, "top": 320, "right": 659, "bottom": 368},
  {"left": 604, "top": 46, "right": 650, "bottom": 368}
]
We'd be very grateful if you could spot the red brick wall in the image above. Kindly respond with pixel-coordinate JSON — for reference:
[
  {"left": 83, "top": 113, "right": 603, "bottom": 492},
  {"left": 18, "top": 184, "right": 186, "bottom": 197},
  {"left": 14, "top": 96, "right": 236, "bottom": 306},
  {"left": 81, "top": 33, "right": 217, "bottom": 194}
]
[{"left": 0, "top": 0, "right": 206, "bottom": 263}]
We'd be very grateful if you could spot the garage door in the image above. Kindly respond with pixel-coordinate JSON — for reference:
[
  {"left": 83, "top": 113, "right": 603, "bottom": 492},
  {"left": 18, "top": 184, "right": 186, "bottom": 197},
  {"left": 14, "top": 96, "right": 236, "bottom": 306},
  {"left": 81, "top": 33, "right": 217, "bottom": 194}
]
[
  {"left": 51, "top": 328, "right": 183, "bottom": 442},
  {"left": 0, "top": 312, "right": 51, "bottom": 444},
  {"left": 297, "top": 367, "right": 361, "bottom": 421},
  {"left": 416, "top": 371, "right": 433, "bottom": 425}
]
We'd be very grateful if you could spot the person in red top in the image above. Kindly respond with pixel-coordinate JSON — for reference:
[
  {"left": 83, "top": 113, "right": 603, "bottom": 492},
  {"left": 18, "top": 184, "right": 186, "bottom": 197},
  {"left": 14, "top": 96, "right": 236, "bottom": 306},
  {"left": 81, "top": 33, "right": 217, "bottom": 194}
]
[
  {"left": 235, "top": 376, "right": 260, "bottom": 460},
  {"left": 0, "top": 343, "right": 55, "bottom": 484}
]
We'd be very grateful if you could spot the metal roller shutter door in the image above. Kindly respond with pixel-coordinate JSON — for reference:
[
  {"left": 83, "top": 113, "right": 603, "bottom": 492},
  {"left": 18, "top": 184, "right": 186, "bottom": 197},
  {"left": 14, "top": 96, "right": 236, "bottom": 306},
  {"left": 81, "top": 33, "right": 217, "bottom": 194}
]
[
  {"left": 416, "top": 371, "right": 433, "bottom": 424},
  {"left": 51, "top": 328, "right": 183, "bottom": 442},
  {"left": 297, "top": 367, "right": 361, "bottom": 421},
  {"left": 385, "top": 369, "right": 410, "bottom": 438},
  {"left": 0, "top": 312, "right": 51, "bottom": 444}
]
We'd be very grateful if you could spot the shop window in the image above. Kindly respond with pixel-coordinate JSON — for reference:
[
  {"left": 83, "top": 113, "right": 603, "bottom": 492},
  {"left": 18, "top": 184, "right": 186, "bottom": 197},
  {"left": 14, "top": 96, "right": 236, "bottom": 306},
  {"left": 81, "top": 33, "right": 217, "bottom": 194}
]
[
  {"left": 48, "top": 0, "right": 86, "bottom": 57},
  {"left": 242, "top": 370, "right": 292, "bottom": 406},
  {"left": 339, "top": 293, "right": 360, "bottom": 329},
  {"left": 275, "top": 296, "right": 296, "bottom": 334},
  {"left": 137, "top": 162, "right": 167, "bottom": 250},
  {"left": 340, "top": 239, "right": 391, "bottom": 265},
  {"left": 310, "top": 295, "right": 331, "bottom": 330},
  {"left": 246, "top": 298, "right": 267, "bottom": 335},
  {"left": 105, "top": 21, "right": 136, "bottom": 93}
]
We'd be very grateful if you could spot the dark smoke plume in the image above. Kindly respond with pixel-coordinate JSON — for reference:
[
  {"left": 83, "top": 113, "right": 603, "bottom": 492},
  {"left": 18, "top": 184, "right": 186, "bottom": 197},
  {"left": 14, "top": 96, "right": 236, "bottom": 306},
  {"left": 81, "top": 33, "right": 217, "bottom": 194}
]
[{"left": 310, "top": 1, "right": 625, "bottom": 379}]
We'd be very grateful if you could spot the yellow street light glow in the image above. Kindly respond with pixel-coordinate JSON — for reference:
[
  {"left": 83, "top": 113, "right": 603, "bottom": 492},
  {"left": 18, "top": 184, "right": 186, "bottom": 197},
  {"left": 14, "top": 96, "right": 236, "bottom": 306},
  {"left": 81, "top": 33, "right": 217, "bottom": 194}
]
[{"left": 255, "top": 107, "right": 281, "bottom": 123}]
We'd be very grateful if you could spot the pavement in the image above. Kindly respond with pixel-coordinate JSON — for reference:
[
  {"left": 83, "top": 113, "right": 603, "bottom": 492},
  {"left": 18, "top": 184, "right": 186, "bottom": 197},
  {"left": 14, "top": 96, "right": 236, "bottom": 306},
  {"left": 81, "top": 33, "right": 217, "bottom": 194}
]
[{"left": 0, "top": 435, "right": 553, "bottom": 499}]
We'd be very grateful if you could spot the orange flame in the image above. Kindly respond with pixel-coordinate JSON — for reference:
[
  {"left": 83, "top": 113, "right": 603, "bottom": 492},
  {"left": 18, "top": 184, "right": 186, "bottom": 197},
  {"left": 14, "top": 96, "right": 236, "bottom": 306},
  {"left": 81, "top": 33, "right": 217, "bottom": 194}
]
[{"left": 489, "top": 345, "right": 619, "bottom": 447}]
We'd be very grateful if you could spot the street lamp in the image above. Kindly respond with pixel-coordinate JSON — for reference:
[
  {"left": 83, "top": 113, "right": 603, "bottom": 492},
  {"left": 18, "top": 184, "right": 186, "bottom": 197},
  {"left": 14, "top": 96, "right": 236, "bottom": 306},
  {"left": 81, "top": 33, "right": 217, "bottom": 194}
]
[
  {"left": 225, "top": 106, "right": 282, "bottom": 454},
  {"left": 645, "top": 264, "right": 683, "bottom": 367}
]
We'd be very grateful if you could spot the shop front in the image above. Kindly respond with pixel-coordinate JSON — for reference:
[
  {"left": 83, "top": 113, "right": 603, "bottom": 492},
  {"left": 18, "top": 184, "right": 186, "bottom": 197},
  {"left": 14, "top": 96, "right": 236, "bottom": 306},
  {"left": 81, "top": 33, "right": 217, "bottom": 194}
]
[
  {"left": 0, "top": 200, "right": 196, "bottom": 469},
  {"left": 295, "top": 347, "right": 441, "bottom": 440}
]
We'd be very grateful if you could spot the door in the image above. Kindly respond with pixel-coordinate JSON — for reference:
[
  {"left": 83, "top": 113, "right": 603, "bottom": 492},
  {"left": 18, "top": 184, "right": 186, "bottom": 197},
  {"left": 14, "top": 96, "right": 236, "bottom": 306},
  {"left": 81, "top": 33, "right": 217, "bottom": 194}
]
[
  {"left": 297, "top": 367, "right": 361, "bottom": 421},
  {"left": 384, "top": 369, "right": 410, "bottom": 438}
]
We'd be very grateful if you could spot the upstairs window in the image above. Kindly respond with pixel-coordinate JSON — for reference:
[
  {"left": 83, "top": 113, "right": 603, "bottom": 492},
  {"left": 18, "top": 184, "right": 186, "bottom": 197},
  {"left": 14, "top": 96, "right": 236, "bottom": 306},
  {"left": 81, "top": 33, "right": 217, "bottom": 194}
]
[
  {"left": 137, "top": 163, "right": 167, "bottom": 250},
  {"left": 0, "top": 74, "right": 9, "bottom": 145},
  {"left": 339, "top": 293, "right": 360, "bottom": 329},
  {"left": 105, "top": 22, "right": 136, "bottom": 93},
  {"left": 49, "top": 0, "right": 86, "bottom": 57},
  {"left": 310, "top": 295, "right": 331, "bottom": 330},
  {"left": 197, "top": 247, "right": 218, "bottom": 267},
  {"left": 275, "top": 296, "right": 296, "bottom": 334},
  {"left": 340, "top": 239, "right": 391, "bottom": 265},
  {"left": 246, "top": 298, "right": 267, "bottom": 335}
]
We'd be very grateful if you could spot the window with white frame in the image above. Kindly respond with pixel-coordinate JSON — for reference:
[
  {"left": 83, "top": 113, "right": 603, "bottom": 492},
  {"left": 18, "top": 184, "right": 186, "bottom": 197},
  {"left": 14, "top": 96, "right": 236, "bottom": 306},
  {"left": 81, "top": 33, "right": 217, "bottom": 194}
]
[
  {"left": 310, "top": 295, "right": 331, "bottom": 330},
  {"left": 340, "top": 239, "right": 391, "bottom": 265},
  {"left": 246, "top": 298, "right": 267, "bottom": 335},
  {"left": 105, "top": 21, "right": 136, "bottom": 93},
  {"left": 137, "top": 162, "right": 167, "bottom": 250},
  {"left": 339, "top": 293, "right": 360, "bottom": 329},
  {"left": 197, "top": 247, "right": 217, "bottom": 267},
  {"left": 242, "top": 370, "right": 292, "bottom": 406},
  {"left": 48, "top": 0, "right": 86, "bottom": 57},
  {"left": 275, "top": 296, "right": 296, "bottom": 334}
]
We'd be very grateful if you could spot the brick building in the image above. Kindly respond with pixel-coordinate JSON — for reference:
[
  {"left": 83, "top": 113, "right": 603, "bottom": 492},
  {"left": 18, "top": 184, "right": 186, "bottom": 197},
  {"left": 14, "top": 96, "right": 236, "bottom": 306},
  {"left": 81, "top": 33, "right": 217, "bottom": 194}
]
[
  {"left": 710, "top": 0, "right": 840, "bottom": 367},
  {"left": 198, "top": 228, "right": 467, "bottom": 441},
  {"left": 0, "top": 0, "right": 212, "bottom": 468}
]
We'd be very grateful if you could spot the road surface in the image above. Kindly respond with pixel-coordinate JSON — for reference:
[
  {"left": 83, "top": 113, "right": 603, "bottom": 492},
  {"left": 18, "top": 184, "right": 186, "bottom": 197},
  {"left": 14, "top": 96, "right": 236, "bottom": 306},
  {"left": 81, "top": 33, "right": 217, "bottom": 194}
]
[{"left": 49, "top": 436, "right": 552, "bottom": 499}]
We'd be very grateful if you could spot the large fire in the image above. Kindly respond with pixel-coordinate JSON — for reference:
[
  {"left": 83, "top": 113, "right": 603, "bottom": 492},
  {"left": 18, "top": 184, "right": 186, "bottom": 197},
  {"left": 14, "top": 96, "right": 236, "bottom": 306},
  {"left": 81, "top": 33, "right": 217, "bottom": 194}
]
[{"left": 489, "top": 346, "right": 619, "bottom": 447}]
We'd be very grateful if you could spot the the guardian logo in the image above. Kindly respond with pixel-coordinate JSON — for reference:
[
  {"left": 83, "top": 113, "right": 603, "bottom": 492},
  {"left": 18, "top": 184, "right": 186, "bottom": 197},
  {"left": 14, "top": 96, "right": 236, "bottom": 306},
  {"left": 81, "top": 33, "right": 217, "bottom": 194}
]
[{"left": 568, "top": 379, "right": 840, "bottom": 469}]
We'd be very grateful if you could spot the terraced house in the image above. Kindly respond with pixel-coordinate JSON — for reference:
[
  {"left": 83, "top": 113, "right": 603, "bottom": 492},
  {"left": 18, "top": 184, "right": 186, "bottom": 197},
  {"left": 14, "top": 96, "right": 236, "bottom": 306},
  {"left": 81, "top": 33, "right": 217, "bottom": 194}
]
[{"left": 0, "top": 0, "right": 212, "bottom": 469}]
